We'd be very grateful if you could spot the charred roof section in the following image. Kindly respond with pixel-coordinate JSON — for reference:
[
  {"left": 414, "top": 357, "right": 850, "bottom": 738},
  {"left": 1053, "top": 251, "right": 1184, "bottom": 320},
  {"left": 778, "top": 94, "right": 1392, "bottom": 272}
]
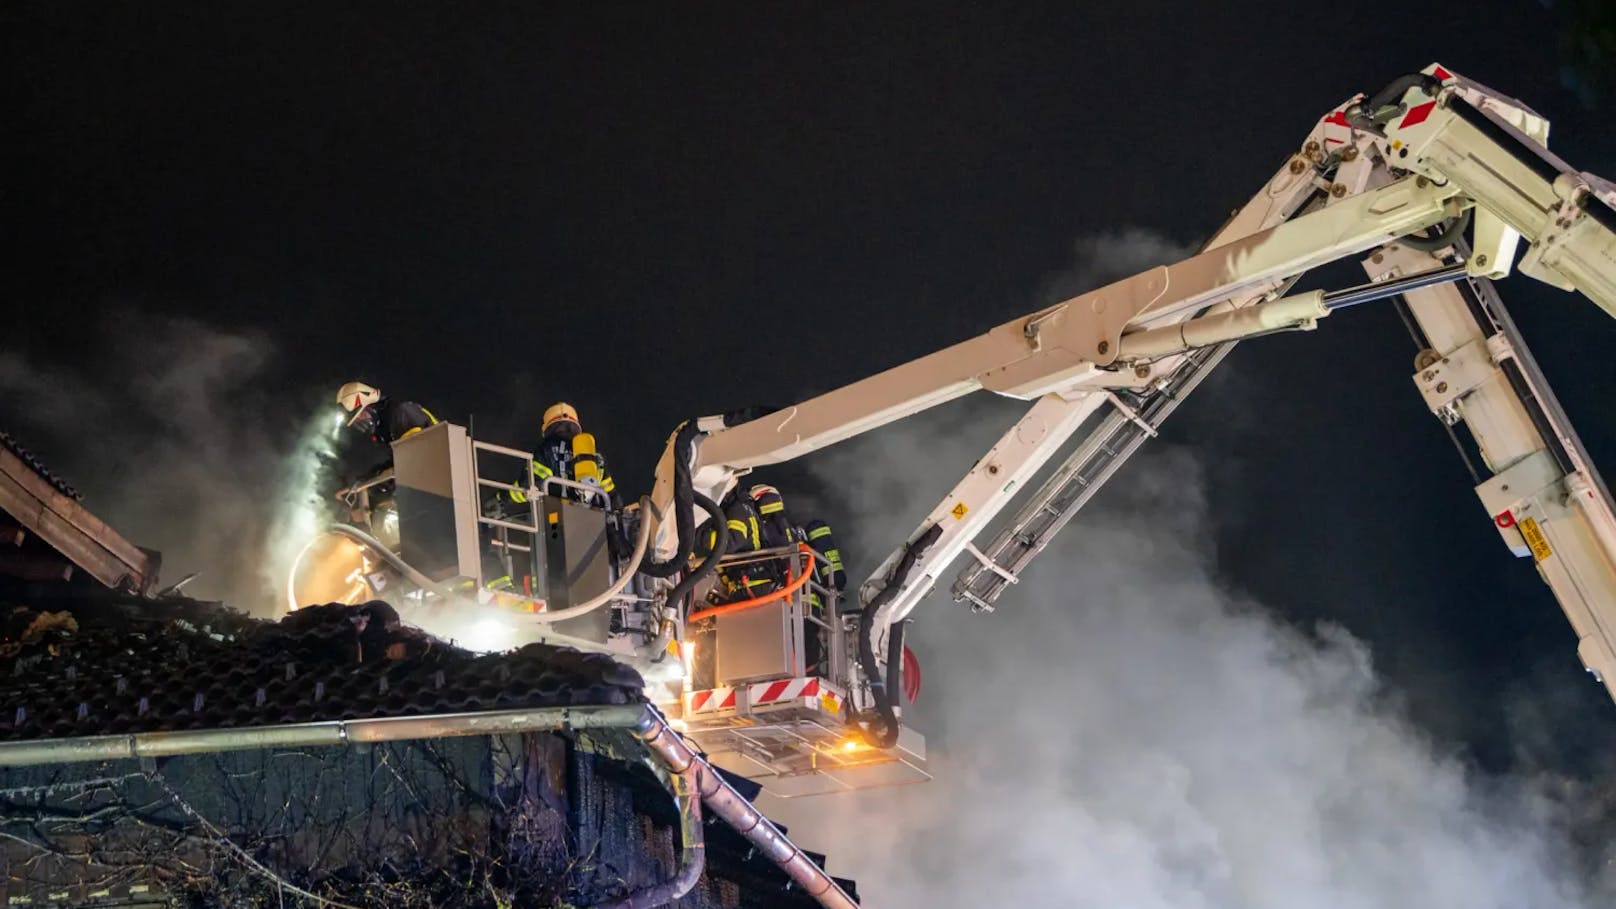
[
  {"left": 0, "top": 591, "right": 859, "bottom": 907},
  {"left": 0, "top": 431, "right": 79, "bottom": 500},
  {"left": 0, "top": 428, "right": 158, "bottom": 593},
  {"left": 0, "top": 594, "right": 643, "bottom": 741}
]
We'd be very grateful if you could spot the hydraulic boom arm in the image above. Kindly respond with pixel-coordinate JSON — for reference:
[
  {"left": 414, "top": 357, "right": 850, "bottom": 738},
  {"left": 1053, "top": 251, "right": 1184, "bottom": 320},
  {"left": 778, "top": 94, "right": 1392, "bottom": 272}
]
[{"left": 650, "top": 65, "right": 1616, "bottom": 740}]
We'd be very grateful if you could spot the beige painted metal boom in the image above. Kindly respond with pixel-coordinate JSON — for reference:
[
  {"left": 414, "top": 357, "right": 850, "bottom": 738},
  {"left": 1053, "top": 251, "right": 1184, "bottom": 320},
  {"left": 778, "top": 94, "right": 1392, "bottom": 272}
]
[{"left": 649, "top": 64, "right": 1616, "bottom": 719}]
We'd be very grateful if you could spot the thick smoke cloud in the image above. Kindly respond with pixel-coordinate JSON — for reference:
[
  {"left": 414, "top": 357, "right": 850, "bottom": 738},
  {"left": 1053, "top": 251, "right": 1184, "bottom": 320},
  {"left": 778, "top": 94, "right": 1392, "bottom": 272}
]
[
  {"left": 0, "top": 308, "right": 329, "bottom": 612},
  {"left": 770, "top": 402, "right": 1610, "bottom": 907},
  {"left": 763, "top": 230, "right": 1613, "bottom": 905}
]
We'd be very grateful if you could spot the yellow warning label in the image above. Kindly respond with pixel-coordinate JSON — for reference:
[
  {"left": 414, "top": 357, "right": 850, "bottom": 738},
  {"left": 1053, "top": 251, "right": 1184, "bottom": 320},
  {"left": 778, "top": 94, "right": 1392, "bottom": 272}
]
[
  {"left": 950, "top": 502, "right": 969, "bottom": 520},
  {"left": 820, "top": 692, "right": 840, "bottom": 714},
  {"left": 1520, "top": 517, "right": 1553, "bottom": 561}
]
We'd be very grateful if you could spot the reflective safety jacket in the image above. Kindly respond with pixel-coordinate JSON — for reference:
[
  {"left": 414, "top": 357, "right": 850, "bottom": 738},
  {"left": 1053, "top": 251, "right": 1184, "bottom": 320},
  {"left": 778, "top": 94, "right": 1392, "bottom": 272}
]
[
  {"left": 374, "top": 399, "right": 438, "bottom": 445},
  {"left": 692, "top": 496, "right": 781, "bottom": 600},
  {"left": 510, "top": 436, "right": 620, "bottom": 507},
  {"left": 803, "top": 519, "right": 846, "bottom": 591},
  {"left": 752, "top": 487, "right": 801, "bottom": 550},
  {"left": 692, "top": 496, "right": 763, "bottom": 561}
]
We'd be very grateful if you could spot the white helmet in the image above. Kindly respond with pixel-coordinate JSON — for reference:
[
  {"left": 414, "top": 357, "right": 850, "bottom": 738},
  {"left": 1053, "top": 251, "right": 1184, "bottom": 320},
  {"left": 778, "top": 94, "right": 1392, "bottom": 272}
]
[{"left": 336, "top": 381, "right": 381, "bottom": 427}]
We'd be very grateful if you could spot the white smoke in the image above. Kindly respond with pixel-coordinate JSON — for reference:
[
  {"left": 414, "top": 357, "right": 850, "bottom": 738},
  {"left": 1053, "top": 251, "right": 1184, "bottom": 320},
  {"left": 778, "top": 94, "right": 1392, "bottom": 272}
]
[
  {"left": 264, "top": 410, "right": 346, "bottom": 612},
  {"left": 767, "top": 402, "right": 1609, "bottom": 907},
  {"left": 761, "top": 229, "right": 1613, "bottom": 905},
  {"left": 0, "top": 308, "right": 328, "bottom": 612}
]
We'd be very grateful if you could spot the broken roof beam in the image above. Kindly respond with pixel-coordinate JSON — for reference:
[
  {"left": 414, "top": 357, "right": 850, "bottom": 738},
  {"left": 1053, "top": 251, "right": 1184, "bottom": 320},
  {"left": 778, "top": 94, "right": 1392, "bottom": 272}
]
[{"left": 0, "top": 444, "right": 155, "bottom": 593}]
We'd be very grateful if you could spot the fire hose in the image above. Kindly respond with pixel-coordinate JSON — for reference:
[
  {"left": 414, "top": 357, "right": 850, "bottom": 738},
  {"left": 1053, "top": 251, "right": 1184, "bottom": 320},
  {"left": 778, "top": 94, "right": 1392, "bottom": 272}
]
[
  {"left": 685, "top": 543, "right": 815, "bottom": 624},
  {"left": 856, "top": 522, "right": 941, "bottom": 749}
]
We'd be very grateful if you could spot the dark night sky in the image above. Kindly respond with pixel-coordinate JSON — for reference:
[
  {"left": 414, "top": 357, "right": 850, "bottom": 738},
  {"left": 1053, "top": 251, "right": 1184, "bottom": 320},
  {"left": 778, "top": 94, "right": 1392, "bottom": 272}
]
[{"left": 5, "top": 0, "right": 1614, "bottom": 784}]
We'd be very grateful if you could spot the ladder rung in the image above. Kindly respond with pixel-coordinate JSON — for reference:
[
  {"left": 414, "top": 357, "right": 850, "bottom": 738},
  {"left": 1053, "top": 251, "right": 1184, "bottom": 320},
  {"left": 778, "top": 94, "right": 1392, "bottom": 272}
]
[{"left": 954, "top": 337, "right": 1237, "bottom": 613}]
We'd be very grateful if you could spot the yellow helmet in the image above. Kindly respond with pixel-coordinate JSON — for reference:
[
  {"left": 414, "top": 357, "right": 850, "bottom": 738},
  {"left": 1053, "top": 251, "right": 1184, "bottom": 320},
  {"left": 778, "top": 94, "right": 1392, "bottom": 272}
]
[
  {"left": 543, "top": 402, "right": 581, "bottom": 438},
  {"left": 336, "top": 381, "right": 381, "bottom": 426}
]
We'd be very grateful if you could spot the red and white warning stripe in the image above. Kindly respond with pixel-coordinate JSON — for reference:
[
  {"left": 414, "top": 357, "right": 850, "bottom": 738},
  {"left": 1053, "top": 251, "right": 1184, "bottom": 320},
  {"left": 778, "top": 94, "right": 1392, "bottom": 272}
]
[
  {"left": 682, "top": 677, "right": 847, "bottom": 717},
  {"left": 750, "top": 676, "right": 820, "bottom": 705},
  {"left": 685, "top": 686, "right": 737, "bottom": 715}
]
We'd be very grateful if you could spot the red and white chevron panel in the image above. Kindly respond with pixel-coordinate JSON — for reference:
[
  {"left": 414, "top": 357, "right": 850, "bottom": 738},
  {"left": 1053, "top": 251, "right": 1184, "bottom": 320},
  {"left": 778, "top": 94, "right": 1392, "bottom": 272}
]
[
  {"left": 682, "top": 677, "right": 847, "bottom": 717},
  {"left": 685, "top": 686, "right": 737, "bottom": 715}
]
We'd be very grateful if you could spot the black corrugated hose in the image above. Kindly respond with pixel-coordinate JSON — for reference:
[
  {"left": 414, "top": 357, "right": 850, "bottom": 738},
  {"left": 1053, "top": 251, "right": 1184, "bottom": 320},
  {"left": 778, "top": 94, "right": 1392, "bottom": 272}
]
[
  {"left": 666, "top": 493, "right": 729, "bottom": 615},
  {"left": 638, "top": 410, "right": 771, "bottom": 579},
  {"left": 638, "top": 421, "right": 701, "bottom": 578},
  {"left": 857, "top": 522, "right": 942, "bottom": 749},
  {"left": 1348, "top": 72, "right": 1444, "bottom": 130}
]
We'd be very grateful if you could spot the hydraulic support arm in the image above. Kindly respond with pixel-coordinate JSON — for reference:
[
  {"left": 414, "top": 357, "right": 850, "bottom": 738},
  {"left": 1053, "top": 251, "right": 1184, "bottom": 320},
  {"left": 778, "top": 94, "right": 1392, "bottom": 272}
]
[
  {"left": 647, "top": 64, "right": 1616, "bottom": 726},
  {"left": 1369, "top": 239, "right": 1616, "bottom": 696}
]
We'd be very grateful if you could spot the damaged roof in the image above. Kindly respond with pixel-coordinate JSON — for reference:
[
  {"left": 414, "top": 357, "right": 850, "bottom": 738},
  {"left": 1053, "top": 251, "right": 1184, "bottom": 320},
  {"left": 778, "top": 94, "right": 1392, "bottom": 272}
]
[
  {"left": 0, "top": 589, "right": 858, "bottom": 907},
  {"left": 0, "top": 427, "right": 157, "bottom": 592},
  {"left": 0, "top": 431, "right": 858, "bottom": 907},
  {"left": 0, "top": 429, "right": 79, "bottom": 500},
  {"left": 0, "top": 593, "right": 644, "bottom": 741}
]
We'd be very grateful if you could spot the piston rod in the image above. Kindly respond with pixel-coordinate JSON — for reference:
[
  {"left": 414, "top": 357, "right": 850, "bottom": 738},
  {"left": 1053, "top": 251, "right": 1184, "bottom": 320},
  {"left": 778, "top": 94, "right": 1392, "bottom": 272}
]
[{"left": 1323, "top": 264, "right": 1469, "bottom": 310}]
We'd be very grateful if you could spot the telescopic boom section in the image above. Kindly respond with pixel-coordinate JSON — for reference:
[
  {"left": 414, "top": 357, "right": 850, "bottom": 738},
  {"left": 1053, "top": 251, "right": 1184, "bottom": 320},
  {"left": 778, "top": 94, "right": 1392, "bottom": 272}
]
[
  {"left": 692, "top": 172, "right": 1461, "bottom": 480},
  {"left": 652, "top": 64, "right": 1616, "bottom": 719}
]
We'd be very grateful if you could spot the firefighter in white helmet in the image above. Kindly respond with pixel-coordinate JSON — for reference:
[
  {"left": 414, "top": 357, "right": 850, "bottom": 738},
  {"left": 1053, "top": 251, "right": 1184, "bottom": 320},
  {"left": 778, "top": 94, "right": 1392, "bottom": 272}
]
[
  {"left": 330, "top": 381, "right": 438, "bottom": 538},
  {"left": 335, "top": 381, "right": 438, "bottom": 447}
]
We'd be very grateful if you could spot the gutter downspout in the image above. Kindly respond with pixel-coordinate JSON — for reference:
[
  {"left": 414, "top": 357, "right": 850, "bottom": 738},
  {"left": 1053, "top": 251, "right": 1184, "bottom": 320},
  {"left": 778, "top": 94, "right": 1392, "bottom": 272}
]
[{"left": 632, "top": 707, "right": 860, "bottom": 909}]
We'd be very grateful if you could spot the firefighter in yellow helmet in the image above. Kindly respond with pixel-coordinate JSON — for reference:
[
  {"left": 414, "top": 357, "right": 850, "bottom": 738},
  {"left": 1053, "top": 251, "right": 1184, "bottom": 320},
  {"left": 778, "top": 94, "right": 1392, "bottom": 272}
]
[{"left": 509, "top": 402, "right": 621, "bottom": 510}]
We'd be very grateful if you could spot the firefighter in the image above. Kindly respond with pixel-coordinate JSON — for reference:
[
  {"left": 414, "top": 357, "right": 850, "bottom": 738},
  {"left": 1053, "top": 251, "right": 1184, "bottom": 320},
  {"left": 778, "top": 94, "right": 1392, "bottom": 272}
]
[
  {"left": 691, "top": 487, "right": 778, "bottom": 604},
  {"left": 802, "top": 519, "right": 847, "bottom": 593},
  {"left": 800, "top": 517, "right": 844, "bottom": 669},
  {"left": 510, "top": 402, "right": 621, "bottom": 509},
  {"left": 336, "top": 381, "right": 438, "bottom": 447},
  {"left": 750, "top": 485, "right": 850, "bottom": 595},
  {"left": 333, "top": 381, "right": 439, "bottom": 535},
  {"left": 749, "top": 482, "right": 801, "bottom": 592},
  {"left": 750, "top": 484, "right": 843, "bottom": 676},
  {"left": 749, "top": 484, "right": 800, "bottom": 549},
  {"left": 510, "top": 402, "right": 629, "bottom": 567}
]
